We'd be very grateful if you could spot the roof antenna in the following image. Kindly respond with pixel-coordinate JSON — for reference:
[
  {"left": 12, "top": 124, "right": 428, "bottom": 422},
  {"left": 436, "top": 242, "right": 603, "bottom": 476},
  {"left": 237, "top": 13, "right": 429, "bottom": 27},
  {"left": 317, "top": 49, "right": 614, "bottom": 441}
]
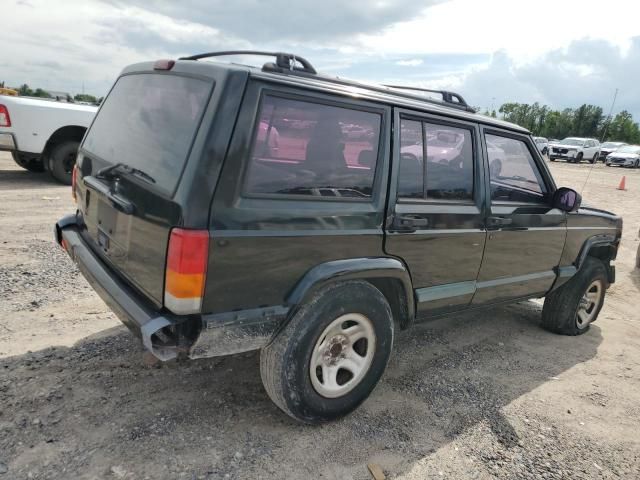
[{"left": 580, "top": 87, "right": 618, "bottom": 195}]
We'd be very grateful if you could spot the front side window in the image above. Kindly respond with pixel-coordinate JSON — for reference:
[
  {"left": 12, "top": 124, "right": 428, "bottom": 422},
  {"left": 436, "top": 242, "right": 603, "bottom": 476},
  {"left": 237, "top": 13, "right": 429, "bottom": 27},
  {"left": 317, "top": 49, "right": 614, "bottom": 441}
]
[
  {"left": 244, "top": 95, "right": 382, "bottom": 199},
  {"left": 485, "top": 134, "right": 547, "bottom": 203},
  {"left": 398, "top": 118, "right": 474, "bottom": 201}
]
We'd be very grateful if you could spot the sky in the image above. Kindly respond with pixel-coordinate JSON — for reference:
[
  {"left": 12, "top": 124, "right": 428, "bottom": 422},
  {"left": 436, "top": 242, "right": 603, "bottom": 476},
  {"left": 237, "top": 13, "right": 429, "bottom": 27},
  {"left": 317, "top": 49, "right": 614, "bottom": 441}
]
[{"left": 2, "top": 0, "right": 640, "bottom": 116}]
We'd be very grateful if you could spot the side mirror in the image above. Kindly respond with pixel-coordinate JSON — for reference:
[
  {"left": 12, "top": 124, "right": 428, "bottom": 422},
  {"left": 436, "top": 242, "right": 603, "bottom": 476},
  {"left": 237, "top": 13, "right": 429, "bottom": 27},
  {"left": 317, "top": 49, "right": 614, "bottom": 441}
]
[{"left": 553, "top": 187, "right": 581, "bottom": 212}]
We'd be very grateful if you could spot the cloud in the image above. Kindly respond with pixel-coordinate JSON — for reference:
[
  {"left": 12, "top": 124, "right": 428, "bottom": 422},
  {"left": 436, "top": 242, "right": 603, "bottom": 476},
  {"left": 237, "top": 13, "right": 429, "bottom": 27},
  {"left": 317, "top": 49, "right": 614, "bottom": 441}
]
[
  {"left": 452, "top": 37, "right": 640, "bottom": 118},
  {"left": 396, "top": 59, "right": 424, "bottom": 67},
  {"left": 100, "top": 0, "right": 444, "bottom": 44}
]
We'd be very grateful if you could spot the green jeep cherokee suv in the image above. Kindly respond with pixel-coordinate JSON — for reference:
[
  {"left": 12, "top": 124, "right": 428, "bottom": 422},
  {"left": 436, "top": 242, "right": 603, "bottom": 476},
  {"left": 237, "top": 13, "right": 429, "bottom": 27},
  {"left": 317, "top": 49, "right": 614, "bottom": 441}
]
[{"left": 55, "top": 51, "right": 622, "bottom": 424}]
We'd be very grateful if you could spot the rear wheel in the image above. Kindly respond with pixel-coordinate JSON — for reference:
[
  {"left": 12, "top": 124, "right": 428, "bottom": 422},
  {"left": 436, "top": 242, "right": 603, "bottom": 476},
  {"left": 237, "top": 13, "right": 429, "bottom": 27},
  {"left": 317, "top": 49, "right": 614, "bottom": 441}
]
[
  {"left": 635, "top": 160, "right": 639, "bottom": 169},
  {"left": 49, "top": 141, "right": 79, "bottom": 185},
  {"left": 541, "top": 257, "right": 607, "bottom": 335},
  {"left": 260, "top": 281, "right": 394, "bottom": 424},
  {"left": 11, "top": 152, "right": 45, "bottom": 172},
  {"left": 590, "top": 153, "right": 597, "bottom": 164}
]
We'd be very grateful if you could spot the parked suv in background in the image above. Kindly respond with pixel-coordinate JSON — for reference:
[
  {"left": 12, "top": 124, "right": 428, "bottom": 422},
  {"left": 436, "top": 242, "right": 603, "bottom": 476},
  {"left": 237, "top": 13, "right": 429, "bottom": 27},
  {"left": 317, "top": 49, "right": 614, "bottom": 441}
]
[
  {"left": 549, "top": 137, "right": 601, "bottom": 163},
  {"left": 533, "top": 136, "right": 549, "bottom": 155},
  {"left": 55, "top": 52, "right": 622, "bottom": 424},
  {"left": 599, "top": 141, "right": 627, "bottom": 161}
]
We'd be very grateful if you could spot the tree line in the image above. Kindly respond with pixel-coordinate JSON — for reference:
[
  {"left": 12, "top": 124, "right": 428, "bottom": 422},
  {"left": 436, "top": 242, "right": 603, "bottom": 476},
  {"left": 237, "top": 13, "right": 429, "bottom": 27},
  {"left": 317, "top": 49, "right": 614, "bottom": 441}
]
[
  {"left": 483, "top": 102, "right": 640, "bottom": 144},
  {"left": 0, "top": 81, "right": 102, "bottom": 105}
]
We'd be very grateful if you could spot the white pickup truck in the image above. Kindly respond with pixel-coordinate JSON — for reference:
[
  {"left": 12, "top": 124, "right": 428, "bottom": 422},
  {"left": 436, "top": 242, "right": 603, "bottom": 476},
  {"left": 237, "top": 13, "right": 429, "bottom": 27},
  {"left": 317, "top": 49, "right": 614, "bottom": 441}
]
[{"left": 0, "top": 95, "right": 97, "bottom": 184}]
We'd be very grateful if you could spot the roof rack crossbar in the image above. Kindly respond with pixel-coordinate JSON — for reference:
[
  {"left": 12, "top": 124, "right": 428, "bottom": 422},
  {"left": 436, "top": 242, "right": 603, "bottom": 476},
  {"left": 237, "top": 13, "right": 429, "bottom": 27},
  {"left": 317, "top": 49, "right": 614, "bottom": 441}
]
[
  {"left": 382, "top": 85, "right": 474, "bottom": 112},
  {"left": 178, "top": 50, "right": 317, "bottom": 74}
]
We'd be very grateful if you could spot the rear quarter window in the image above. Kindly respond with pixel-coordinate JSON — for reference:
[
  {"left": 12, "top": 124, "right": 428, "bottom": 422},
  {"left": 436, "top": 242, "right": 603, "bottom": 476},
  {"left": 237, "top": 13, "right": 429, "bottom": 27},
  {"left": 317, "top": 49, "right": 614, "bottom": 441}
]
[
  {"left": 243, "top": 94, "right": 382, "bottom": 200},
  {"left": 82, "top": 73, "right": 212, "bottom": 195}
]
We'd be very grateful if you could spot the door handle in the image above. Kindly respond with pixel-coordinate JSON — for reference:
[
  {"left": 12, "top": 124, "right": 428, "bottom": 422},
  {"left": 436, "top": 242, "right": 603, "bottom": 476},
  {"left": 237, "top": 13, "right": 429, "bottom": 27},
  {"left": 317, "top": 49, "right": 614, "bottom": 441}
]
[
  {"left": 394, "top": 215, "right": 429, "bottom": 229},
  {"left": 486, "top": 216, "right": 513, "bottom": 229}
]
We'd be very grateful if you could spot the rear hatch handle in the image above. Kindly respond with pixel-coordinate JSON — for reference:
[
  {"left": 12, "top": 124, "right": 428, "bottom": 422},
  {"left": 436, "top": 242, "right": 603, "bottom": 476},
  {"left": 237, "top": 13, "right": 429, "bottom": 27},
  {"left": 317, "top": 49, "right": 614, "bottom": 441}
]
[{"left": 83, "top": 175, "right": 135, "bottom": 215}]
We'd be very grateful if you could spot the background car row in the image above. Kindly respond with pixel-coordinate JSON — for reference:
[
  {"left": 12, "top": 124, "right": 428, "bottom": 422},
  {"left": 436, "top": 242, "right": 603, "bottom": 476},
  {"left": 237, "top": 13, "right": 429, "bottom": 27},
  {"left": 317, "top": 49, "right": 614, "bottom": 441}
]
[{"left": 532, "top": 136, "right": 639, "bottom": 167}]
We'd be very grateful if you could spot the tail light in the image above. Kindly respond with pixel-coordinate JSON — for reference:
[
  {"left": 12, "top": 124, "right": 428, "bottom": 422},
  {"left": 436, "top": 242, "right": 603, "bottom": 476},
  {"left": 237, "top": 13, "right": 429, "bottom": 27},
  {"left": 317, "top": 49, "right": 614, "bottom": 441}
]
[
  {"left": 164, "top": 228, "right": 209, "bottom": 315},
  {"left": 71, "top": 165, "right": 78, "bottom": 202},
  {"left": 0, "top": 104, "right": 11, "bottom": 127}
]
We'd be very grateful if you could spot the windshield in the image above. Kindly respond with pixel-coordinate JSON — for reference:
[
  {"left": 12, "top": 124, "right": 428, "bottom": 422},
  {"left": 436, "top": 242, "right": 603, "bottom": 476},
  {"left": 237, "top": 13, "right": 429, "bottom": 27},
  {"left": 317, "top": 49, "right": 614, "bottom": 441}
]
[
  {"left": 83, "top": 73, "right": 213, "bottom": 195},
  {"left": 602, "top": 142, "right": 625, "bottom": 148},
  {"left": 559, "top": 138, "right": 585, "bottom": 146},
  {"left": 616, "top": 145, "right": 640, "bottom": 154}
]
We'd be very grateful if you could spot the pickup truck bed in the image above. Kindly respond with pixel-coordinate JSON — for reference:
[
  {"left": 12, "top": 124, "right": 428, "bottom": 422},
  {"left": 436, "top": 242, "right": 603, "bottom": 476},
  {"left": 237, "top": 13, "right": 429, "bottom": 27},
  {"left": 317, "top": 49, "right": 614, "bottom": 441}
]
[{"left": 0, "top": 95, "right": 97, "bottom": 183}]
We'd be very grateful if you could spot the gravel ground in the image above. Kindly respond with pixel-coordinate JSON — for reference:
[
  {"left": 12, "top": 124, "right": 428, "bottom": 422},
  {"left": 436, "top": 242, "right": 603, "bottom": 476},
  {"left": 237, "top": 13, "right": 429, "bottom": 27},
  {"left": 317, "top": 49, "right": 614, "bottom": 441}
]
[{"left": 0, "top": 151, "right": 639, "bottom": 479}]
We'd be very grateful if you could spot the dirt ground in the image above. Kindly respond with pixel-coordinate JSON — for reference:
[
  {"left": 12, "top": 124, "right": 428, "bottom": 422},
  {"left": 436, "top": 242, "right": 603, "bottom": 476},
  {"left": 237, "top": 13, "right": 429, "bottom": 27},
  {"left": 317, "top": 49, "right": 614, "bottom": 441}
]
[{"left": 0, "top": 151, "right": 639, "bottom": 480}]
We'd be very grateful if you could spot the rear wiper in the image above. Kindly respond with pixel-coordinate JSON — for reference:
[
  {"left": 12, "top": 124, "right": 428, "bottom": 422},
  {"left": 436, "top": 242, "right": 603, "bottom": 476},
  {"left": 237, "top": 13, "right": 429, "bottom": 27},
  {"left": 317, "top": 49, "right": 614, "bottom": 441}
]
[{"left": 96, "top": 162, "right": 156, "bottom": 184}]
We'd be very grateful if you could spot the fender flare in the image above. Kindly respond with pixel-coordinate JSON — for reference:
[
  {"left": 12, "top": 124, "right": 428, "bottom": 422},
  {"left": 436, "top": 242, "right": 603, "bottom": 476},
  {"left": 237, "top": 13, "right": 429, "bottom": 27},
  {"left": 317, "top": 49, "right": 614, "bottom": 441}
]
[
  {"left": 286, "top": 257, "right": 415, "bottom": 327},
  {"left": 550, "top": 233, "right": 619, "bottom": 292},
  {"left": 576, "top": 233, "right": 618, "bottom": 269}
]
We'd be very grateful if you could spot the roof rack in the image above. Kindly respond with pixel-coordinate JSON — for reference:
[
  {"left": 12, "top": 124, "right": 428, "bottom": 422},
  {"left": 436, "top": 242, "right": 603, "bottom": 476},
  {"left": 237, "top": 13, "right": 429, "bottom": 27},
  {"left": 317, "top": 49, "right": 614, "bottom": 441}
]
[
  {"left": 178, "top": 50, "right": 317, "bottom": 74},
  {"left": 383, "top": 85, "right": 475, "bottom": 113}
]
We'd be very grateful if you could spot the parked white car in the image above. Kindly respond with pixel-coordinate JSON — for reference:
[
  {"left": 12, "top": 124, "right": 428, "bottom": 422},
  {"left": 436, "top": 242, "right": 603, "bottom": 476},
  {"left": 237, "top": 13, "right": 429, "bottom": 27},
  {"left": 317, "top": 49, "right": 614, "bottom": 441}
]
[
  {"left": 605, "top": 145, "right": 640, "bottom": 168},
  {"left": 599, "top": 141, "right": 627, "bottom": 162},
  {"left": 533, "top": 136, "right": 549, "bottom": 155},
  {"left": 548, "top": 137, "right": 601, "bottom": 164},
  {"left": 0, "top": 95, "right": 97, "bottom": 183}
]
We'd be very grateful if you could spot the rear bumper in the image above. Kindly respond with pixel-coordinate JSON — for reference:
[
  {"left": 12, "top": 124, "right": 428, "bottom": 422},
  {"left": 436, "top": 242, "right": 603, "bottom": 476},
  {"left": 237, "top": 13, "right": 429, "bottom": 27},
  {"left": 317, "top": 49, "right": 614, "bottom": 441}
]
[
  {"left": 55, "top": 214, "right": 287, "bottom": 361},
  {"left": 0, "top": 132, "right": 16, "bottom": 151}
]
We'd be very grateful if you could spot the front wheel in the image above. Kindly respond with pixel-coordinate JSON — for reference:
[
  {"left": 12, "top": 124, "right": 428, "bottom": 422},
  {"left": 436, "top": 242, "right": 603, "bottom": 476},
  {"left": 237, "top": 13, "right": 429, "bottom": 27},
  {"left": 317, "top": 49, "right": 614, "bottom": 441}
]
[
  {"left": 541, "top": 257, "right": 607, "bottom": 335},
  {"left": 260, "top": 281, "right": 394, "bottom": 424},
  {"left": 575, "top": 152, "right": 584, "bottom": 163}
]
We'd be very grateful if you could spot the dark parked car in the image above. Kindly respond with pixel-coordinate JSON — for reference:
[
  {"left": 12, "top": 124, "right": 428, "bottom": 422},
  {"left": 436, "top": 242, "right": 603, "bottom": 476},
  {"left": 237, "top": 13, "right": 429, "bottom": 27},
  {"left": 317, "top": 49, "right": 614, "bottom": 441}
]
[{"left": 55, "top": 51, "right": 622, "bottom": 424}]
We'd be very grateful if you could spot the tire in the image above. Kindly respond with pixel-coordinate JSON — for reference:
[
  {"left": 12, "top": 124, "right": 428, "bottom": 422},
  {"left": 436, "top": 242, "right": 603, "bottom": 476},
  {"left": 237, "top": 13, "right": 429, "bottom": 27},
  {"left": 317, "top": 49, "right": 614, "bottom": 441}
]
[
  {"left": 542, "top": 147, "right": 548, "bottom": 156},
  {"left": 11, "top": 152, "right": 45, "bottom": 172},
  {"left": 550, "top": 157, "right": 556, "bottom": 162},
  {"left": 49, "top": 141, "right": 79, "bottom": 185},
  {"left": 590, "top": 153, "right": 597, "bottom": 164},
  {"left": 575, "top": 152, "right": 583, "bottom": 163},
  {"left": 260, "top": 280, "right": 394, "bottom": 424},
  {"left": 635, "top": 160, "right": 639, "bottom": 169},
  {"left": 541, "top": 257, "right": 608, "bottom": 335}
]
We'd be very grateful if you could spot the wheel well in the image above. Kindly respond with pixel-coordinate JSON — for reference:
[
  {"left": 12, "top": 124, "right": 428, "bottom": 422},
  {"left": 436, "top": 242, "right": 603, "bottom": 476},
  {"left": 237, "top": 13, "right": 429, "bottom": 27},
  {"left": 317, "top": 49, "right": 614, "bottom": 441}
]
[
  {"left": 586, "top": 244, "right": 615, "bottom": 263},
  {"left": 42, "top": 125, "right": 86, "bottom": 161},
  {"left": 367, "top": 277, "right": 411, "bottom": 329}
]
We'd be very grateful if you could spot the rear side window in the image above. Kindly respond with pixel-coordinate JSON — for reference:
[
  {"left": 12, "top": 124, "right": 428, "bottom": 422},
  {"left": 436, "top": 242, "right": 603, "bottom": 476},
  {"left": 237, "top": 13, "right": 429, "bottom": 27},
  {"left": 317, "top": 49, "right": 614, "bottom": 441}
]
[
  {"left": 398, "top": 119, "right": 474, "bottom": 201},
  {"left": 244, "top": 95, "right": 382, "bottom": 199},
  {"left": 485, "top": 134, "right": 547, "bottom": 203},
  {"left": 83, "top": 74, "right": 212, "bottom": 195}
]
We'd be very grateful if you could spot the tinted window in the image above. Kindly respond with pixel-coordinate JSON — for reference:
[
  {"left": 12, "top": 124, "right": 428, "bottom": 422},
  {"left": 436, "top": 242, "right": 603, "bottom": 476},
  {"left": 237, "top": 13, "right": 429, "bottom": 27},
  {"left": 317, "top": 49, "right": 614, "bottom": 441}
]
[
  {"left": 244, "top": 95, "right": 381, "bottom": 199},
  {"left": 398, "top": 119, "right": 474, "bottom": 201},
  {"left": 83, "top": 74, "right": 212, "bottom": 195},
  {"left": 486, "top": 134, "right": 547, "bottom": 203}
]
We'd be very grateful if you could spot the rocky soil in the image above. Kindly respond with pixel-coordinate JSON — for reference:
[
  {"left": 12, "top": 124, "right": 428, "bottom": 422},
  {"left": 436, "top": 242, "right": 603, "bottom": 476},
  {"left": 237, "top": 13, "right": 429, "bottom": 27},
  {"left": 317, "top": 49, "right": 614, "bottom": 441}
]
[{"left": 0, "top": 152, "right": 639, "bottom": 479}]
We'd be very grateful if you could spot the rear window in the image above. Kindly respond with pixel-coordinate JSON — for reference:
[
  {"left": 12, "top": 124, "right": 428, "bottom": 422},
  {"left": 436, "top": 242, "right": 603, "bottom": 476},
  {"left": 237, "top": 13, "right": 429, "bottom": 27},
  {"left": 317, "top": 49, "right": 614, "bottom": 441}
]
[
  {"left": 82, "top": 73, "right": 212, "bottom": 195},
  {"left": 244, "top": 95, "right": 382, "bottom": 199}
]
